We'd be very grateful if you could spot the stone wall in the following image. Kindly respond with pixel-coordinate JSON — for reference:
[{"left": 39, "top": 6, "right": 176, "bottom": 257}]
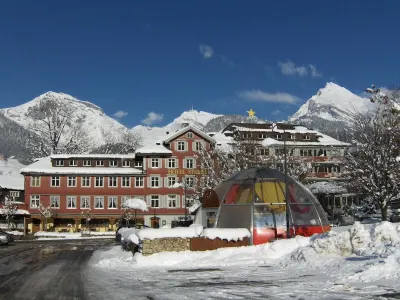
[{"left": 141, "top": 238, "right": 190, "bottom": 256}]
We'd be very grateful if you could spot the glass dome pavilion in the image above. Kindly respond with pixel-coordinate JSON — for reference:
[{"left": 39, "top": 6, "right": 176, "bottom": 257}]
[{"left": 210, "top": 167, "right": 330, "bottom": 245}]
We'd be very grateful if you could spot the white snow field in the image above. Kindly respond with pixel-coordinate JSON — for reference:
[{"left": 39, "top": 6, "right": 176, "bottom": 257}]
[{"left": 84, "top": 222, "right": 400, "bottom": 300}]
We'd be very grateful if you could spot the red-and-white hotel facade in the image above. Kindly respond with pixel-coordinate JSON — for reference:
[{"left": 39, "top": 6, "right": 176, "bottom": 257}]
[{"left": 21, "top": 126, "right": 214, "bottom": 233}]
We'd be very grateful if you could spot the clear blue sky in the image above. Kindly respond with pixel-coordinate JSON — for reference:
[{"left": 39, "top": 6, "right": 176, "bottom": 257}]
[{"left": 1, "top": 0, "right": 399, "bottom": 127}]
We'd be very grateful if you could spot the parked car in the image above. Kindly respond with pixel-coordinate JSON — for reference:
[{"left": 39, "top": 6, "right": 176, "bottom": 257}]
[{"left": 0, "top": 229, "right": 14, "bottom": 244}]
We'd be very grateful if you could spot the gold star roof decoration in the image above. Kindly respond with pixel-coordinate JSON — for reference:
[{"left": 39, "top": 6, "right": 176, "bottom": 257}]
[{"left": 247, "top": 109, "right": 256, "bottom": 117}]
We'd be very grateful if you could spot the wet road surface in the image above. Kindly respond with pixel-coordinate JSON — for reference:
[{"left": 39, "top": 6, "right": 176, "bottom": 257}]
[{"left": 0, "top": 239, "right": 116, "bottom": 300}]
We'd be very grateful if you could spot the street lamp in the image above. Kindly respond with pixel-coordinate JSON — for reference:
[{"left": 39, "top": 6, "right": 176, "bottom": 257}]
[{"left": 271, "top": 123, "right": 291, "bottom": 239}]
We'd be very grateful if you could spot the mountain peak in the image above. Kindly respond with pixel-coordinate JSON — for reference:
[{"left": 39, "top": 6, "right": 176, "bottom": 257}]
[{"left": 290, "top": 82, "right": 372, "bottom": 123}]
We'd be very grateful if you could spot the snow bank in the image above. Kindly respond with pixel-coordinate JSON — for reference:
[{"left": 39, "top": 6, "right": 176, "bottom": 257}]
[
  {"left": 201, "top": 228, "right": 251, "bottom": 241},
  {"left": 136, "top": 224, "right": 204, "bottom": 240}
]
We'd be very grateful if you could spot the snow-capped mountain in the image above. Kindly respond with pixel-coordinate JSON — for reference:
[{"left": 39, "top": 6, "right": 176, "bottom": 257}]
[
  {"left": 0, "top": 156, "right": 25, "bottom": 190},
  {"left": 0, "top": 92, "right": 130, "bottom": 147},
  {"left": 290, "top": 82, "right": 372, "bottom": 123},
  {"left": 131, "top": 110, "right": 221, "bottom": 146}
]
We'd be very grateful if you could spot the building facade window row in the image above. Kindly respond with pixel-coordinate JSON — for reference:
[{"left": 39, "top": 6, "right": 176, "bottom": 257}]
[
  {"left": 30, "top": 194, "right": 183, "bottom": 209},
  {"left": 30, "top": 175, "right": 197, "bottom": 188}
]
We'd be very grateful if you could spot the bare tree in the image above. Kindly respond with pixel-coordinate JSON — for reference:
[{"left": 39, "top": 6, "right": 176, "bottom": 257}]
[
  {"left": 2, "top": 195, "right": 18, "bottom": 230},
  {"left": 345, "top": 86, "right": 400, "bottom": 221},
  {"left": 91, "top": 129, "right": 143, "bottom": 154},
  {"left": 25, "top": 98, "right": 92, "bottom": 155},
  {"left": 38, "top": 203, "right": 54, "bottom": 232},
  {"left": 81, "top": 209, "right": 92, "bottom": 231}
]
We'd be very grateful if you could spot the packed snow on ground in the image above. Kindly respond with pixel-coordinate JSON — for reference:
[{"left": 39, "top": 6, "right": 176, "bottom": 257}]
[
  {"left": 85, "top": 222, "right": 400, "bottom": 300},
  {"left": 34, "top": 231, "right": 115, "bottom": 240}
]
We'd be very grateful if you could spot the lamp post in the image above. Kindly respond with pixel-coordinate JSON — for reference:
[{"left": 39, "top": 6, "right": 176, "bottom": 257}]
[{"left": 272, "top": 123, "right": 291, "bottom": 239}]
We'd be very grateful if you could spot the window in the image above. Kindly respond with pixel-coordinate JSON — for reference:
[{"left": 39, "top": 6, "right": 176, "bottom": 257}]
[
  {"left": 55, "top": 160, "right": 64, "bottom": 166},
  {"left": 31, "top": 176, "right": 41, "bottom": 187},
  {"left": 193, "top": 141, "right": 203, "bottom": 151},
  {"left": 122, "top": 177, "right": 130, "bottom": 187},
  {"left": 135, "top": 177, "right": 144, "bottom": 187},
  {"left": 96, "top": 160, "right": 104, "bottom": 166},
  {"left": 109, "top": 160, "right": 118, "bottom": 167},
  {"left": 289, "top": 134, "right": 294, "bottom": 140},
  {"left": 108, "top": 176, "right": 117, "bottom": 187},
  {"left": 80, "top": 196, "right": 90, "bottom": 209},
  {"left": 304, "top": 135, "right": 311, "bottom": 140},
  {"left": 69, "top": 160, "right": 77, "bottom": 166},
  {"left": 121, "top": 195, "right": 131, "bottom": 203},
  {"left": 108, "top": 196, "right": 118, "bottom": 209},
  {"left": 185, "top": 177, "right": 195, "bottom": 188},
  {"left": 184, "top": 158, "right": 194, "bottom": 169},
  {"left": 167, "top": 158, "right": 177, "bottom": 168},
  {"left": 150, "top": 195, "right": 160, "bottom": 208},
  {"left": 67, "top": 176, "right": 77, "bottom": 187},
  {"left": 186, "top": 132, "right": 193, "bottom": 138},
  {"left": 150, "top": 176, "right": 160, "bottom": 188},
  {"left": 242, "top": 133, "right": 251, "bottom": 139},
  {"left": 151, "top": 158, "right": 160, "bottom": 168},
  {"left": 30, "top": 195, "right": 40, "bottom": 208},
  {"left": 67, "top": 196, "right": 77, "bottom": 209},
  {"left": 51, "top": 176, "right": 60, "bottom": 187},
  {"left": 83, "top": 160, "right": 91, "bottom": 166},
  {"left": 274, "top": 134, "right": 282, "bottom": 139},
  {"left": 81, "top": 176, "right": 91, "bottom": 187},
  {"left": 260, "top": 148, "right": 269, "bottom": 156},
  {"left": 94, "top": 196, "right": 104, "bottom": 209},
  {"left": 258, "top": 133, "right": 267, "bottom": 139},
  {"left": 9, "top": 191, "right": 20, "bottom": 198},
  {"left": 177, "top": 141, "right": 186, "bottom": 151},
  {"left": 134, "top": 161, "right": 142, "bottom": 167},
  {"left": 122, "top": 160, "right": 130, "bottom": 167},
  {"left": 167, "top": 195, "right": 178, "bottom": 208},
  {"left": 167, "top": 176, "right": 177, "bottom": 187},
  {"left": 95, "top": 177, "right": 104, "bottom": 187},
  {"left": 50, "top": 196, "right": 60, "bottom": 208}
]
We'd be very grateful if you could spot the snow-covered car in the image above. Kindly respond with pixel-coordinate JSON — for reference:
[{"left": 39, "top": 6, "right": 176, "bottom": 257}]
[{"left": 0, "top": 230, "right": 15, "bottom": 244}]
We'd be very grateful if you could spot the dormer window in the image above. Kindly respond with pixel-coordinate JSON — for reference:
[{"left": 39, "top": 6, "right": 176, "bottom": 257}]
[
  {"left": 55, "top": 160, "right": 64, "bottom": 166},
  {"left": 69, "top": 160, "right": 77, "bottom": 166},
  {"left": 122, "top": 160, "right": 131, "bottom": 167},
  {"left": 134, "top": 161, "right": 142, "bottom": 167},
  {"left": 274, "top": 134, "right": 282, "bottom": 139},
  {"left": 96, "top": 160, "right": 104, "bottom": 166},
  {"left": 83, "top": 160, "right": 91, "bottom": 167},
  {"left": 186, "top": 132, "right": 193, "bottom": 138},
  {"left": 109, "top": 160, "right": 118, "bottom": 167},
  {"left": 304, "top": 135, "right": 311, "bottom": 140}
]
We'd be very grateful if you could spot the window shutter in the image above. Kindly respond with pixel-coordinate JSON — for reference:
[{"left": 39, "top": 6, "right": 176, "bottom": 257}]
[
  {"left": 159, "top": 176, "right": 163, "bottom": 188},
  {"left": 146, "top": 195, "right": 151, "bottom": 206},
  {"left": 158, "top": 158, "right": 162, "bottom": 168},
  {"left": 176, "top": 195, "right": 180, "bottom": 208},
  {"left": 175, "top": 158, "right": 179, "bottom": 168},
  {"left": 191, "top": 142, "right": 195, "bottom": 151},
  {"left": 183, "top": 158, "right": 186, "bottom": 169},
  {"left": 193, "top": 159, "right": 196, "bottom": 168},
  {"left": 164, "top": 177, "right": 168, "bottom": 187},
  {"left": 148, "top": 158, "right": 152, "bottom": 168},
  {"left": 147, "top": 177, "right": 151, "bottom": 187},
  {"left": 164, "top": 158, "right": 168, "bottom": 168}
]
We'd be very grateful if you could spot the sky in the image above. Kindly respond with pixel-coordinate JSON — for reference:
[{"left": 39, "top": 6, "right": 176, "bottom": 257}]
[{"left": 1, "top": 0, "right": 399, "bottom": 128}]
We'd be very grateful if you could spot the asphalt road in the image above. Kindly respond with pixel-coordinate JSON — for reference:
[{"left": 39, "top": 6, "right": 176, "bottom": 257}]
[{"left": 0, "top": 239, "right": 116, "bottom": 300}]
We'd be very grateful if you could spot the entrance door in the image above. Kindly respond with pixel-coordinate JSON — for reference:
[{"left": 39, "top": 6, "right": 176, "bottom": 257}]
[
  {"left": 32, "top": 218, "right": 41, "bottom": 233},
  {"left": 150, "top": 217, "right": 160, "bottom": 228}
]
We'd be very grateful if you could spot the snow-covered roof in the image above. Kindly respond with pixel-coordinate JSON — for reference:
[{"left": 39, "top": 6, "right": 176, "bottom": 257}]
[
  {"left": 0, "top": 158, "right": 25, "bottom": 190},
  {"left": 163, "top": 125, "right": 216, "bottom": 144},
  {"left": 0, "top": 208, "right": 30, "bottom": 215},
  {"left": 50, "top": 154, "right": 136, "bottom": 159},
  {"left": 20, "top": 157, "right": 144, "bottom": 175},
  {"left": 261, "top": 133, "right": 350, "bottom": 148},
  {"left": 135, "top": 144, "right": 172, "bottom": 155},
  {"left": 306, "top": 181, "right": 348, "bottom": 195}
]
